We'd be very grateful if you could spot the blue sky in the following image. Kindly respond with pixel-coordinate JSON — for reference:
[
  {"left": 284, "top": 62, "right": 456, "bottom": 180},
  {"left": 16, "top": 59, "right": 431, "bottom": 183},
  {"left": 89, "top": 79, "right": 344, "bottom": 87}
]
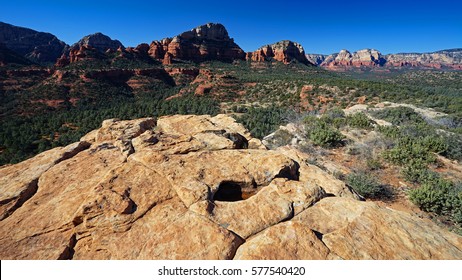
[{"left": 1, "top": 0, "right": 461, "bottom": 54}]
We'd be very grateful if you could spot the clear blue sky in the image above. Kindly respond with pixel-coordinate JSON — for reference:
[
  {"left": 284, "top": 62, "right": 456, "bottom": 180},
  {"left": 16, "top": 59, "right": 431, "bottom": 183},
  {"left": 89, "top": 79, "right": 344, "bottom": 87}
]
[{"left": 1, "top": 0, "right": 461, "bottom": 54}]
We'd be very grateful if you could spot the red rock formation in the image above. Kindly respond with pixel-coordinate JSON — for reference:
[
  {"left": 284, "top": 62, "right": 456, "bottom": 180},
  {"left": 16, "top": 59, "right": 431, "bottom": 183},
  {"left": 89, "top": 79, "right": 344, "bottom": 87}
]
[
  {"left": 147, "top": 23, "right": 245, "bottom": 63},
  {"left": 247, "top": 41, "right": 311, "bottom": 65},
  {"left": 54, "top": 54, "right": 69, "bottom": 67},
  {"left": 163, "top": 52, "right": 172, "bottom": 65},
  {"left": 68, "top": 45, "right": 106, "bottom": 63}
]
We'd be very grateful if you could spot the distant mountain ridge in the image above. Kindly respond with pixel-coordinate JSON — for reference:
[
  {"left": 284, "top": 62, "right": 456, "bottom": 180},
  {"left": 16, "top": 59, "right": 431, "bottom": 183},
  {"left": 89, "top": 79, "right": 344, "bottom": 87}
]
[
  {"left": 306, "top": 48, "right": 462, "bottom": 70},
  {"left": 0, "top": 22, "right": 68, "bottom": 64},
  {"left": 0, "top": 21, "right": 461, "bottom": 69}
]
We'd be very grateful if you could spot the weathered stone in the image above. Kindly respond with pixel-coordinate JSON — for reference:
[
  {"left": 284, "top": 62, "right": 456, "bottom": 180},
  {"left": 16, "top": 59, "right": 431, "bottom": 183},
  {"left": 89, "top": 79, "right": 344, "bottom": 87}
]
[
  {"left": 190, "top": 178, "right": 325, "bottom": 238},
  {"left": 234, "top": 221, "right": 337, "bottom": 260},
  {"left": 295, "top": 197, "right": 462, "bottom": 259},
  {"left": 276, "top": 146, "right": 362, "bottom": 199},
  {"left": 0, "top": 141, "right": 90, "bottom": 220},
  {"left": 0, "top": 145, "right": 126, "bottom": 259}
]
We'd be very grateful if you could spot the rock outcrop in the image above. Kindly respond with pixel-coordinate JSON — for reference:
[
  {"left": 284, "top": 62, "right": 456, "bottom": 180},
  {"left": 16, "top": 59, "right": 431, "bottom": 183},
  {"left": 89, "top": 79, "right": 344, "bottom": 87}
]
[
  {"left": 148, "top": 23, "right": 245, "bottom": 63},
  {"left": 321, "top": 49, "right": 386, "bottom": 68},
  {"left": 1, "top": 114, "right": 462, "bottom": 260},
  {"left": 0, "top": 21, "right": 68, "bottom": 64},
  {"left": 71, "top": 32, "right": 124, "bottom": 53},
  {"left": 247, "top": 40, "right": 311, "bottom": 65}
]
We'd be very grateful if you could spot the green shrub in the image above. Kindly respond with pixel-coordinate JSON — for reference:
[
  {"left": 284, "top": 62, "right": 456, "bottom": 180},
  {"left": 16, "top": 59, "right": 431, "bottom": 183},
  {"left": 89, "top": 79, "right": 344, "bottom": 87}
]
[
  {"left": 307, "top": 121, "right": 344, "bottom": 148},
  {"left": 442, "top": 134, "right": 462, "bottom": 161},
  {"left": 366, "top": 158, "right": 383, "bottom": 171},
  {"left": 377, "top": 125, "right": 401, "bottom": 139},
  {"left": 346, "top": 172, "right": 385, "bottom": 199},
  {"left": 371, "top": 106, "right": 425, "bottom": 126},
  {"left": 409, "top": 180, "right": 462, "bottom": 224},
  {"left": 401, "top": 159, "right": 438, "bottom": 184},
  {"left": 346, "top": 112, "right": 373, "bottom": 129},
  {"left": 419, "top": 135, "right": 447, "bottom": 154},
  {"left": 383, "top": 136, "right": 437, "bottom": 166}
]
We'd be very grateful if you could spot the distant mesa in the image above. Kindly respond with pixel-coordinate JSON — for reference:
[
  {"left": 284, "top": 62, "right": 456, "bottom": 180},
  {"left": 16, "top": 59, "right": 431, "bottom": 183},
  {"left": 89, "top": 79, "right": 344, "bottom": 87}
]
[
  {"left": 246, "top": 40, "right": 312, "bottom": 65},
  {"left": 306, "top": 48, "right": 462, "bottom": 70}
]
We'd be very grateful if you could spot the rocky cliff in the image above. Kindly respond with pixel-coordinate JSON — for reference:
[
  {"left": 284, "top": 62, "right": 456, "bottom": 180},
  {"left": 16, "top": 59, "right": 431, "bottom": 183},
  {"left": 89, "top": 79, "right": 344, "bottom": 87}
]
[
  {"left": 247, "top": 40, "right": 311, "bottom": 65},
  {"left": 307, "top": 48, "right": 462, "bottom": 70},
  {"left": 1, "top": 114, "right": 461, "bottom": 260},
  {"left": 148, "top": 23, "right": 246, "bottom": 64},
  {"left": 0, "top": 21, "right": 68, "bottom": 64}
]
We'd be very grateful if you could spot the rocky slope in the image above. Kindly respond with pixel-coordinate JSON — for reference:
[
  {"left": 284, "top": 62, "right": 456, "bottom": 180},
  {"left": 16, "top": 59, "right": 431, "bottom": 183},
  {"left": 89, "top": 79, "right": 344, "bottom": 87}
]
[
  {"left": 0, "top": 42, "right": 34, "bottom": 66},
  {"left": 307, "top": 48, "right": 462, "bottom": 70},
  {"left": 0, "top": 21, "right": 68, "bottom": 64},
  {"left": 306, "top": 53, "right": 327, "bottom": 65},
  {"left": 148, "top": 23, "right": 246, "bottom": 64},
  {"left": 247, "top": 40, "right": 311, "bottom": 65},
  {"left": 1, "top": 114, "right": 461, "bottom": 260}
]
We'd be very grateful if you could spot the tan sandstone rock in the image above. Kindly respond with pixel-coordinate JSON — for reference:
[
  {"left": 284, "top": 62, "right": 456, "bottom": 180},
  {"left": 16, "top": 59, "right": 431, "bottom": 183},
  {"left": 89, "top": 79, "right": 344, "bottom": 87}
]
[
  {"left": 190, "top": 178, "right": 325, "bottom": 238},
  {"left": 0, "top": 141, "right": 90, "bottom": 220},
  {"left": 1, "top": 114, "right": 462, "bottom": 260},
  {"left": 295, "top": 197, "right": 462, "bottom": 259},
  {"left": 234, "top": 221, "right": 338, "bottom": 260}
]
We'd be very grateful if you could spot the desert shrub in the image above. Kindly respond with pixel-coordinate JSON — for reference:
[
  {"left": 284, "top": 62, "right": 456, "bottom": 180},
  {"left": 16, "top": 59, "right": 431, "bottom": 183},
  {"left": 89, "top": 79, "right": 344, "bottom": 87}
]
[
  {"left": 366, "top": 158, "right": 383, "bottom": 171},
  {"left": 371, "top": 106, "right": 425, "bottom": 126},
  {"left": 442, "top": 134, "right": 462, "bottom": 161},
  {"left": 306, "top": 120, "right": 344, "bottom": 148},
  {"left": 383, "top": 136, "right": 437, "bottom": 166},
  {"left": 401, "top": 159, "right": 439, "bottom": 184},
  {"left": 409, "top": 180, "right": 462, "bottom": 225},
  {"left": 237, "top": 106, "right": 288, "bottom": 139},
  {"left": 419, "top": 135, "right": 447, "bottom": 154},
  {"left": 377, "top": 125, "right": 401, "bottom": 139},
  {"left": 324, "top": 107, "right": 345, "bottom": 119},
  {"left": 346, "top": 112, "right": 373, "bottom": 129},
  {"left": 346, "top": 172, "right": 385, "bottom": 199},
  {"left": 319, "top": 108, "right": 346, "bottom": 129}
]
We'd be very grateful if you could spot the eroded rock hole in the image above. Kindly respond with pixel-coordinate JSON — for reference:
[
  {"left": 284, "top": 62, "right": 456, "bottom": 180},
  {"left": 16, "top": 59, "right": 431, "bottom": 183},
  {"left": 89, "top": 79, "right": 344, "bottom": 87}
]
[{"left": 213, "top": 181, "right": 256, "bottom": 202}]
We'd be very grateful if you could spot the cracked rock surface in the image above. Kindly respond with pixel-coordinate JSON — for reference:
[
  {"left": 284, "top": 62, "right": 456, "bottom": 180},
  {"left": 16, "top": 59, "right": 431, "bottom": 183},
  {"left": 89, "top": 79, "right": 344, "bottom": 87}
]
[{"left": 1, "top": 114, "right": 461, "bottom": 259}]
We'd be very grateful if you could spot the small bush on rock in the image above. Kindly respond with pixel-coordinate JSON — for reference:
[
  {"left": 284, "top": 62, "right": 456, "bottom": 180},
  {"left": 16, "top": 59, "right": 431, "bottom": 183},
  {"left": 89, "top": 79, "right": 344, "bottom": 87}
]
[{"left": 346, "top": 172, "right": 385, "bottom": 199}]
